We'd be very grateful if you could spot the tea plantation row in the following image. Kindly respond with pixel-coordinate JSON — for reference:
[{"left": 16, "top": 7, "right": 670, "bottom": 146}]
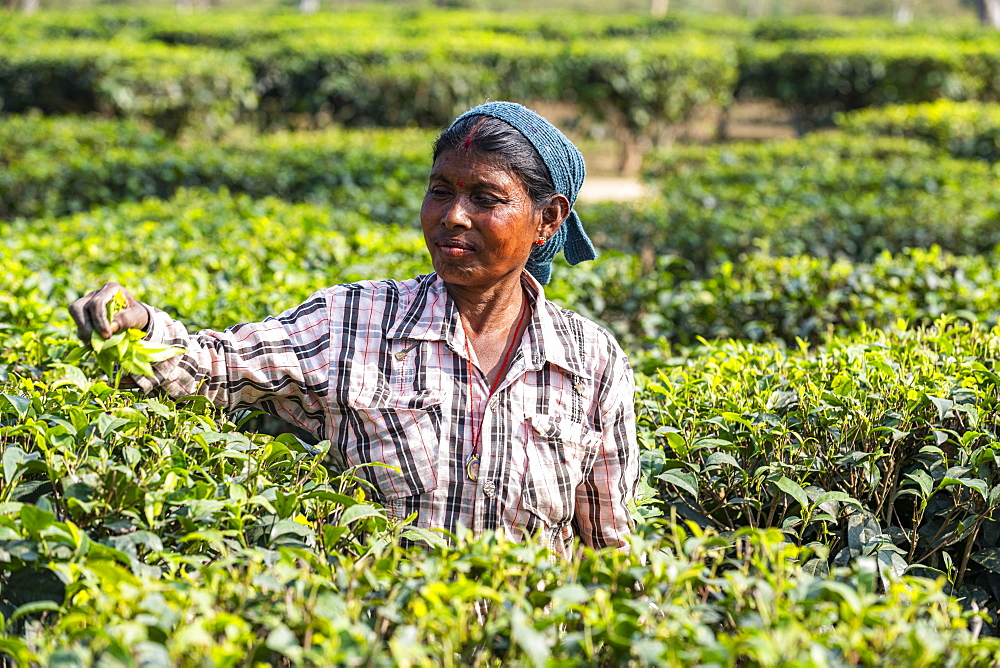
[
  {"left": 6, "top": 115, "right": 1000, "bottom": 270},
  {"left": 4, "top": 230, "right": 1000, "bottom": 662},
  {"left": 5, "top": 189, "right": 1000, "bottom": 351},
  {"left": 3, "top": 9, "right": 1000, "bottom": 138},
  {"left": 5, "top": 102, "right": 1000, "bottom": 662},
  {"left": 1, "top": 366, "right": 993, "bottom": 664}
]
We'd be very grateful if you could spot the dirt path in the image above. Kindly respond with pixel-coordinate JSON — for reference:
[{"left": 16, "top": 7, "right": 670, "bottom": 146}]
[
  {"left": 563, "top": 100, "right": 797, "bottom": 204},
  {"left": 577, "top": 176, "right": 647, "bottom": 203}
]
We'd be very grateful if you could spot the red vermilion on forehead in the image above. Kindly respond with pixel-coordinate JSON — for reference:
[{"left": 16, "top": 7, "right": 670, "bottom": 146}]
[{"left": 463, "top": 134, "right": 473, "bottom": 150}]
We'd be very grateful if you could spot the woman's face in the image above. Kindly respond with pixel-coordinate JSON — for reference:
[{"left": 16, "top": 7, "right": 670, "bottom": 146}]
[{"left": 421, "top": 149, "right": 554, "bottom": 291}]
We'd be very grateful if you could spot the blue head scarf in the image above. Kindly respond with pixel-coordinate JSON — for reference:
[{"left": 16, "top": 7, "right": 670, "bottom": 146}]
[{"left": 449, "top": 101, "right": 597, "bottom": 285}]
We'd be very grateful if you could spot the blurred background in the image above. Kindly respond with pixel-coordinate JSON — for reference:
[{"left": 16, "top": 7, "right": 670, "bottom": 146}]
[{"left": 1, "top": 0, "right": 997, "bottom": 20}]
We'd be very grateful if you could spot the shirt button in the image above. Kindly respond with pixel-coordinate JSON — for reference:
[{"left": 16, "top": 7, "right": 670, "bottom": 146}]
[
  {"left": 488, "top": 397, "right": 499, "bottom": 410},
  {"left": 482, "top": 479, "right": 496, "bottom": 498}
]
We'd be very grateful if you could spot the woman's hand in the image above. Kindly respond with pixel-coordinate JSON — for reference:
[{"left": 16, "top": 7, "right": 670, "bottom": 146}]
[{"left": 68, "top": 282, "right": 150, "bottom": 343}]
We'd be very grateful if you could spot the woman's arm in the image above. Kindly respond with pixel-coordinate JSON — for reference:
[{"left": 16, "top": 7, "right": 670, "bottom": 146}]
[
  {"left": 572, "top": 353, "right": 640, "bottom": 550},
  {"left": 70, "top": 283, "right": 332, "bottom": 439}
]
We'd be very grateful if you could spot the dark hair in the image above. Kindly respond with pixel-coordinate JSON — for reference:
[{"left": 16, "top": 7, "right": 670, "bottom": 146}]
[{"left": 432, "top": 115, "right": 556, "bottom": 208}]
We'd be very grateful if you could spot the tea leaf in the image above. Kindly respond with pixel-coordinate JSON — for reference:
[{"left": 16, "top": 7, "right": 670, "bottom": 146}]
[
  {"left": 905, "top": 470, "right": 934, "bottom": 498},
  {"left": 971, "top": 548, "right": 1000, "bottom": 574},
  {"left": 0, "top": 393, "right": 31, "bottom": 419},
  {"left": 774, "top": 476, "right": 809, "bottom": 509}
]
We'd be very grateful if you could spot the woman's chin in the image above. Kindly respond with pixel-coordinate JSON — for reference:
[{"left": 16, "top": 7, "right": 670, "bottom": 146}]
[{"left": 434, "top": 263, "right": 480, "bottom": 286}]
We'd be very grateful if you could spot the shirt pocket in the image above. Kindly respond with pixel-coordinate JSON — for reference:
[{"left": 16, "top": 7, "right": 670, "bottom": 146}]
[
  {"left": 345, "top": 390, "right": 442, "bottom": 504},
  {"left": 521, "top": 414, "right": 601, "bottom": 529}
]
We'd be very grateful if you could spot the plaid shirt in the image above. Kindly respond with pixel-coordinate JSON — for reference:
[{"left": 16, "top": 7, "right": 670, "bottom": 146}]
[{"left": 135, "top": 272, "right": 638, "bottom": 555}]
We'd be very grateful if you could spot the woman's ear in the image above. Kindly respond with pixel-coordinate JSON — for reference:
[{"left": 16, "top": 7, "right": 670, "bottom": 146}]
[{"left": 539, "top": 193, "right": 571, "bottom": 239}]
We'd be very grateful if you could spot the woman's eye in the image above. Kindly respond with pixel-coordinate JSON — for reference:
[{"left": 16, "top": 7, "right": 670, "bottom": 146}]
[
  {"left": 429, "top": 187, "right": 451, "bottom": 198},
  {"left": 474, "top": 194, "right": 501, "bottom": 206}
]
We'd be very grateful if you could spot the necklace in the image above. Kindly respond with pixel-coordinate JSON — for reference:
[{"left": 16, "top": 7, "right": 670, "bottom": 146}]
[{"left": 463, "top": 292, "right": 529, "bottom": 482}]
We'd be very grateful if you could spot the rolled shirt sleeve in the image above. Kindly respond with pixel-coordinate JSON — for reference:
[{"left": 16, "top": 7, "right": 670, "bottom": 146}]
[{"left": 133, "top": 290, "right": 332, "bottom": 440}]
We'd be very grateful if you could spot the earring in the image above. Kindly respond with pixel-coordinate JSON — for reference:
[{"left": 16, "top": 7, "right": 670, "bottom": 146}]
[{"left": 534, "top": 237, "right": 546, "bottom": 246}]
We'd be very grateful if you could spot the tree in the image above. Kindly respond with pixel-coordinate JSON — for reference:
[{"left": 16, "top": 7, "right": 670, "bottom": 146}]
[
  {"left": 979, "top": 0, "right": 1000, "bottom": 27},
  {"left": 893, "top": 0, "right": 913, "bottom": 25},
  {"left": 650, "top": 0, "right": 668, "bottom": 18},
  {"left": 963, "top": 0, "right": 1000, "bottom": 28},
  {"left": 746, "top": 0, "right": 767, "bottom": 19}
]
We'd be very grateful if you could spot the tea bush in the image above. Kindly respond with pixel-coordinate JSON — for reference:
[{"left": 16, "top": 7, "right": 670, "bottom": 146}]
[
  {"left": 4, "top": 19, "right": 1000, "bottom": 658},
  {"left": 837, "top": 100, "right": 1000, "bottom": 162},
  {"left": 245, "top": 30, "right": 736, "bottom": 139},
  {"left": 7, "top": 189, "right": 1000, "bottom": 354},
  {"left": 2, "top": 290, "right": 1000, "bottom": 661},
  {"left": 0, "top": 8, "right": 155, "bottom": 43},
  {"left": 739, "top": 37, "right": 1000, "bottom": 127},
  {"left": 0, "top": 12, "right": 739, "bottom": 143},
  {"left": 628, "top": 133, "right": 1000, "bottom": 268},
  {"left": 0, "top": 40, "right": 254, "bottom": 137},
  {"left": 8, "top": 190, "right": 1000, "bottom": 354},
  {"left": 3, "top": 279, "right": 1000, "bottom": 661},
  {"left": 4, "top": 200, "right": 1000, "bottom": 659},
  {"left": 635, "top": 323, "right": 1000, "bottom": 599},
  {"left": 560, "top": 246, "right": 1000, "bottom": 346},
  {"left": 751, "top": 15, "right": 984, "bottom": 42},
  {"left": 0, "top": 191, "right": 430, "bottom": 337},
  {"left": 10, "top": 119, "right": 1000, "bottom": 271},
  {"left": 0, "top": 116, "right": 432, "bottom": 221}
]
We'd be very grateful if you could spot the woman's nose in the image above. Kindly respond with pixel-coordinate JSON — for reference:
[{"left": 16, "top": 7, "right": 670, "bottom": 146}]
[{"left": 442, "top": 197, "right": 472, "bottom": 229}]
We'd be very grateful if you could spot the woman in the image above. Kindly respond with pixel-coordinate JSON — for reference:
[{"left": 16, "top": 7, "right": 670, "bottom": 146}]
[{"left": 69, "top": 102, "right": 639, "bottom": 556}]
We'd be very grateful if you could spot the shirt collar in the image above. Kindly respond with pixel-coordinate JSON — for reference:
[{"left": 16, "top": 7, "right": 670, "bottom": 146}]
[
  {"left": 385, "top": 273, "right": 459, "bottom": 345},
  {"left": 522, "top": 273, "right": 593, "bottom": 380},
  {"left": 386, "top": 272, "right": 592, "bottom": 380}
]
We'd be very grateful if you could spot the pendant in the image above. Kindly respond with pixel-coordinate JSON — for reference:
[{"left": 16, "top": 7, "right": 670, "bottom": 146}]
[{"left": 465, "top": 453, "right": 480, "bottom": 481}]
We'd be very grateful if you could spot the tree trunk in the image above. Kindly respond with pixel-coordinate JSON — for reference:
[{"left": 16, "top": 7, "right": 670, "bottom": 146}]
[
  {"left": 21, "top": 0, "right": 39, "bottom": 14},
  {"left": 978, "top": 0, "right": 1000, "bottom": 28},
  {"left": 650, "top": 0, "right": 668, "bottom": 19},
  {"left": 299, "top": 0, "right": 319, "bottom": 13},
  {"left": 893, "top": 0, "right": 913, "bottom": 25},
  {"left": 746, "top": 0, "right": 766, "bottom": 20}
]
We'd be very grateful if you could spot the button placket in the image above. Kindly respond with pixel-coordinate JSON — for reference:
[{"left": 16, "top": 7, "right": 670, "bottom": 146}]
[{"left": 472, "top": 397, "right": 492, "bottom": 534}]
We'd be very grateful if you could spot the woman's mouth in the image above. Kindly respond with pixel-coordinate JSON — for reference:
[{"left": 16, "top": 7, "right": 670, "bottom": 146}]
[{"left": 436, "top": 238, "right": 474, "bottom": 256}]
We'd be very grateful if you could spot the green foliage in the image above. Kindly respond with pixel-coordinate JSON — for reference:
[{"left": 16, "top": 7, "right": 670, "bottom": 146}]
[
  {"left": 145, "top": 8, "right": 695, "bottom": 47},
  {"left": 563, "top": 36, "right": 737, "bottom": 153},
  {"left": 7, "top": 185, "right": 1000, "bottom": 354},
  {"left": 0, "top": 360, "right": 996, "bottom": 665},
  {"left": 0, "top": 10, "right": 740, "bottom": 144},
  {"left": 0, "top": 115, "right": 431, "bottom": 220},
  {"left": 0, "top": 190, "right": 431, "bottom": 335},
  {"left": 3, "top": 267, "right": 1000, "bottom": 661},
  {"left": 634, "top": 321, "right": 1000, "bottom": 619},
  {"left": 739, "top": 37, "right": 1000, "bottom": 126},
  {"left": 245, "top": 28, "right": 737, "bottom": 138},
  {"left": 838, "top": 100, "right": 1000, "bottom": 162},
  {"left": 628, "top": 133, "right": 1000, "bottom": 268},
  {"left": 0, "top": 115, "right": 164, "bottom": 162},
  {"left": 751, "top": 14, "right": 985, "bottom": 41},
  {"left": 6, "top": 12, "right": 1000, "bottom": 658},
  {"left": 0, "top": 8, "right": 157, "bottom": 43},
  {"left": 0, "top": 40, "right": 254, "bottom": 136},
  {"left": 554, "top": 246, "right": 1000, "bottom": 347}
]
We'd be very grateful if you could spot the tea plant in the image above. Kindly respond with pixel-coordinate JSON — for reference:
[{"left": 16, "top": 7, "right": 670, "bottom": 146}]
[
  {"left": 67, "top": 290, "right": 184, "bottom": 382},
  {"left": 838, "top": 99, "right": 1000, "bottom": 162}
]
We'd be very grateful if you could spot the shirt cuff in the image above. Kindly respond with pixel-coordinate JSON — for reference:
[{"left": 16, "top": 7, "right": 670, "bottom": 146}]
[{"left": 141, "top": 303, "right": 164, "bottom": 343}]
